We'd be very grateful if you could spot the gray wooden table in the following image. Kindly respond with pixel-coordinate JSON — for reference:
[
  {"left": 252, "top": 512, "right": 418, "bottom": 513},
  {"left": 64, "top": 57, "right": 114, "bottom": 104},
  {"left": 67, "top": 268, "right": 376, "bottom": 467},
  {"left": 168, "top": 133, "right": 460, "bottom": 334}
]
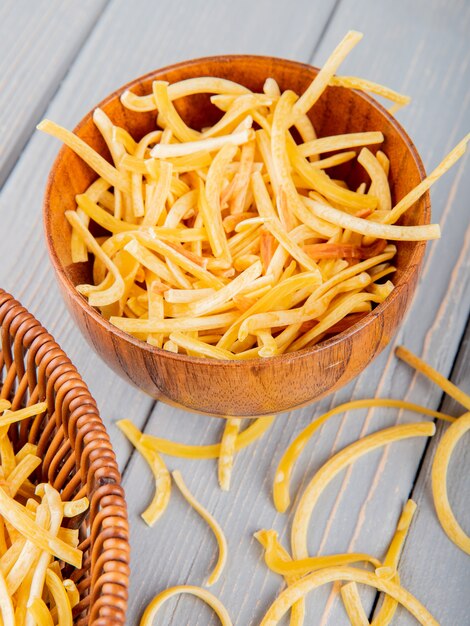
[{"left": 1, "top": 1, "right": 469, "bottom": 624}]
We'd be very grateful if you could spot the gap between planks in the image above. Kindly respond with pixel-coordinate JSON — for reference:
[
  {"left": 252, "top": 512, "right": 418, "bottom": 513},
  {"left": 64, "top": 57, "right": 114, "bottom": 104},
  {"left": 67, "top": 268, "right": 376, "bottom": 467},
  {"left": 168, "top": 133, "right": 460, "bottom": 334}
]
[{"left": 0, "top": 0, "right": 112, "bottom": 189}]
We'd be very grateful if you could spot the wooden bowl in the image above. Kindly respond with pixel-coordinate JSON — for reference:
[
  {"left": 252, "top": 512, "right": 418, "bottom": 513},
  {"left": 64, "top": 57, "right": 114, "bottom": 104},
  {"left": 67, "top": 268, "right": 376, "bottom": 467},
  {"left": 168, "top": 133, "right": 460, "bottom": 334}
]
[{"left": 43, "top": 55, "right": 430, "bottom": 417}]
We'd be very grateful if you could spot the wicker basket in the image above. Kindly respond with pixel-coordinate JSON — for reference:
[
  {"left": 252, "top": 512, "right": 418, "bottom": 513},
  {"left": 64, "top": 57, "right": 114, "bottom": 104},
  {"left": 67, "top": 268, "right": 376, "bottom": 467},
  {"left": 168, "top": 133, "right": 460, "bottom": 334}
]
[{"left": 0, "top": 289, "right": 129, "bottom": 625}]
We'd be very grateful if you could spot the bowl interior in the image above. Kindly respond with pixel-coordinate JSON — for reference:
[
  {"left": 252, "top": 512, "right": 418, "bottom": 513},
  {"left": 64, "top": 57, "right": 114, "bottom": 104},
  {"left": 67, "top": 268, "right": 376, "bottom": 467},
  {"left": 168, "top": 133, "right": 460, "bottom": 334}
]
[{"left": 45, "top": 55, "right": 429, "bottom": 355}]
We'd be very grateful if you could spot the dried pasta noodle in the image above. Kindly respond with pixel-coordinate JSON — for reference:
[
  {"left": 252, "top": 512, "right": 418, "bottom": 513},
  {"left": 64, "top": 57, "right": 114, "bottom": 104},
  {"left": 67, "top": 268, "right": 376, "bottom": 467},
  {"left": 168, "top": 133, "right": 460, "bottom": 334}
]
[
  {"left": 140, "top": 415, "right": 274, "bottom": 459},
  {"left": 0, "top": 403, "right": 87, "bottom": 625},
  {"left": 218, "top": 418, "right": 242, "bottom": 491},
  {"left": 38, "top": 31, "right": 469, "bottom": 359},
  {"left": 172, "top": 470, "right": 227, "bottom": 586},
  {"left": 259, "top": 566, "right": 438, "bottom": 626},
  {"left": 273, "top": 398, "right": 452, "bottom": 513},
  {"left": 140, "top": 585, "right": 232, "bottom": 626},
  {"left": 117, "top": 420, "right": 171, "bottom": 526},
  {"left": 290, "top": 422, "right": 435, "bottom": 560}
]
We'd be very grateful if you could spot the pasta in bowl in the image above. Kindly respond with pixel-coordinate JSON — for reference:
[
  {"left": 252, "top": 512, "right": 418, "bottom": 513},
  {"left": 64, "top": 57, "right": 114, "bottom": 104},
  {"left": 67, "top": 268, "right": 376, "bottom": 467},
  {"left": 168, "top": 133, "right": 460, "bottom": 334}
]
[{"left": 41, "top": 33, "right": 465, "bottom": 415}]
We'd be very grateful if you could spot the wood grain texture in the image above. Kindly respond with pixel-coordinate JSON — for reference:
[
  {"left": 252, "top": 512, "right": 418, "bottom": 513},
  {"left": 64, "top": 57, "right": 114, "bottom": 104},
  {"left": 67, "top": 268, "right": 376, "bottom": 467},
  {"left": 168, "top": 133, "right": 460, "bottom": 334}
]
[
  {"left": 125, "top": 0, "right": 470, "bottom": 624},
  {"left": 390, "top": 321, "right": 470, "bottom": 626},
  {"left": 44, "top": 55, "right": 429, "bottom": 416},
  {"left": 0, "top": 0, "right": 108, "bottom": 187}
]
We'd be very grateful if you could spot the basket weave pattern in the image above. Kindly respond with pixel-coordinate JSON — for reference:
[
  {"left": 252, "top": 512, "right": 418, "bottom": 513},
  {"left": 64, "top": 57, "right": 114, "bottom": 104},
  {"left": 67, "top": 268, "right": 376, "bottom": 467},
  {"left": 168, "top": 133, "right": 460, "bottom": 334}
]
[{"left": 0, "top": 289, "right": 129, "bottom": 625}]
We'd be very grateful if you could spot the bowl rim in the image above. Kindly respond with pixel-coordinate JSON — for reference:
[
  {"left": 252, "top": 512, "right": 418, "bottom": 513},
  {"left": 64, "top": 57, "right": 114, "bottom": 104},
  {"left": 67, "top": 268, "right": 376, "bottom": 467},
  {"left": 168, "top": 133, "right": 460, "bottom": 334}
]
[{"left": 43, "top": 53, "right": 430, "bottom": 369}]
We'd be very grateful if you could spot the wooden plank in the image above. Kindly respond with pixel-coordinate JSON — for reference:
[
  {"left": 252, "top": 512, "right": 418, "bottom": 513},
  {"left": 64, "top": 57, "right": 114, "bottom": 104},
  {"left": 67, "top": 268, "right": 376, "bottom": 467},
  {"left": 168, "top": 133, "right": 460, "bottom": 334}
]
[
  {"left": 390, "top": 322, "right": 470, "bottom": 625},
  {"left": 0, "top": 0, "right": 108, "bottom": 187},
  {"left": 122, "top": 0, "right": 470, "bottom": 624}
]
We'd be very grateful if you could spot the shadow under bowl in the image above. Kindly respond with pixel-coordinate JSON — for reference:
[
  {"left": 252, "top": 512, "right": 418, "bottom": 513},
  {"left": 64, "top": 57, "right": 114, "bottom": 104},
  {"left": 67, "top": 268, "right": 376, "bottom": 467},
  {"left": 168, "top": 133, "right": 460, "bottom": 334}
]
[{"left": 43, "top": 55, "right": 430, "bottom": 417}]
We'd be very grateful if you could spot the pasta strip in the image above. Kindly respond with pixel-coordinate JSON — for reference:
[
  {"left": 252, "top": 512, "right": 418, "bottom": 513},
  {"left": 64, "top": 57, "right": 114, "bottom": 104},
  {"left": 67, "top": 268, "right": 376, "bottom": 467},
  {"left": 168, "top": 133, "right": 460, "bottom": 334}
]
[
  {"left": 117, "top": 420, "right": 171, "bottom": 526},
  {"left": 142, "top": 161, "right": 173, "bottom": 226},
  {"left": 311, "top": 150, "right": 357, "bottom": 169},
  {"left": 27, "top": 598, "right": 54, "bottom": 626},
  {"left": 141, "top": 416, "right": 275, "bottom": 459},
  {"left": 274, "top": 398, "right": 452, "bottom": 512},
  {"left": 121, "top": 77, "right": 250, "bottom": 112},
  {"left": 396, "top": 345, "right": 470, "bottom": 410},
  {"left": 218, "top": 419, "right": 242, "bottom": 491},
  {"left": 204, "top": 145, "right": 238, "bottom": 260},
  {"left": 255, "top": 530, "right": 306, "bottom": 625},
  {"left": 6, "top": 455, "right": 41, "bottom": 498},
  {"left": 0, "top": 402, "right": 47, "bottom": 428},
  {"left": 201, "top": 96, "right": 265, "bottom": 138},
  {"left": 0, "top": 487, "right": 82, "bottom": 568},
  {"left": 293, "top": 30, "right": 363, "bottom": 118},
  {"left": 299, "top": 132, "right": 384, "bottom": 157},
  {"left": 272, "top": 92, "right": 347, "bottom": 240},
  {"left": 304, "top": 197, "right": 440, "bottom": 241},
  {"left": 290, "top": 145, "right": 377, "bottom": 210},
  {"left": 259, "top": 566, "right": 438, "bottom": 626},
  {"left": 379, "top": 133, "right": 469, "bottom": 225},
  {"left": 432, "top": 412, "right": 470, "bottom": 554},
  {"left": 65, "top": 211, "right": 125, "bottom": 306},
  {"left": 140, "top": 585, "right": 232, "bottom": 626},
  {"left": 37, "top": 120, "right": 130, "bottom": 193},
  {"left": 358, "top": 148, "right": 391, "bottom": 211},
  {"left": 151, "top": 129, "right": 253, "bottom": 158},
  {"left": 257, "top": 529, "right": 380, "bottom": 576},
  {"left": 45, "top": 568, "right": 73, "bottom": 626},
  {"left": 371, "top": 499, "right": 417, "bottom": 626},
  {"left": 6, "top": 498, "right": 48, "bottom": 595},
  {"left": 110, "top": 312, "right": 237, "bottom": 335},
  {"left": 264, "top": 218, "right": 321, "bottom": 273},
  {"left": 169, "top": 332, "right": 236, "bottom": 360},
  {"left": 229, "top": 140, "right": 256, "bottom": 214},
  {"left": 341, "top": 582, "right": 370, "bottom": 626},
  {"left": 288, "top": 292, "right": 381, "bottom": 352},
  {"left": 152, "top": 81, "right": 200, "bottom": 142},
  {"left": 189, "top": 261, "right": 262, "bottom": 316},
  {"left": 25, "top": 486, "right": 64, "bottom": 626},
  {"left": 132, "top": 233, "right": 224, "bottom": 288},
  {"left": 330, "top": 76, "right": 410, "bottom": 111},
  {"left": 172, "top": 471, "right": 227, "bottom": 586}
]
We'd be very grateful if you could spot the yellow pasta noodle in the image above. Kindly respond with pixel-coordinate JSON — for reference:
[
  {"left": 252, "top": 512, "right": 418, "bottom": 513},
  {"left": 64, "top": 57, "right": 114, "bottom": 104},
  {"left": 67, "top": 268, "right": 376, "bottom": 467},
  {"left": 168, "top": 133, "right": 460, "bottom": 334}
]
[
  {"left": 141, "top": 415, "right": 274, "bottom": 459},
  {"left": 432, "top": 412, "right": 470, "bottom": 554},
  {"left": 218, "top": 418, "right": 242, "bottom": 491},
  {"left": 259, "top": 566, "right": 438, "bottom": 626},
  {"left": 117, "top": 420, "right": 171, "bottom": 526},
  {"left": 341, "top": 582, "right": 370, "bottom": 626},
  {"left": 370, "top": 499, "right": 417, "bottom": 626},
  {"left": 273, "top": 398, "right": 453, "bottom": 513},
  {"left": 172, "top": 470, "right": 227, "bottom": 586},
  {"left": 140, "top": 585, "right": 232, "bottom": 626},
  {"left": 291, "top": 422, "right": 435, "bottom": 561}
]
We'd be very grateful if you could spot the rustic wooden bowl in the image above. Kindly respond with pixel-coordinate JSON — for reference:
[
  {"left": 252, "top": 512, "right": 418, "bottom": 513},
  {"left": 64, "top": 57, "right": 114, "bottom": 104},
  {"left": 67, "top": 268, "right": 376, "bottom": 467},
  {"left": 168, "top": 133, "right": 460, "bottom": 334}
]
[{"left": 43, "top": 55, "right": 430, "bottom": 417}]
